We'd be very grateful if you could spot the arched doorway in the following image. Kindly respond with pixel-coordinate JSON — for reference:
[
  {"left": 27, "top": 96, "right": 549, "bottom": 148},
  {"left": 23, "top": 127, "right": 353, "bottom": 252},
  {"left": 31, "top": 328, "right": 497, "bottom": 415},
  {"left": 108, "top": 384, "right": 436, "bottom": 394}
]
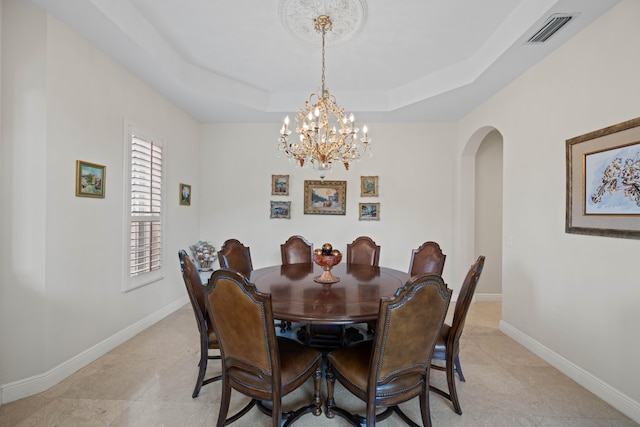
[
  {"left": 474, "top": 130, "right": 503, "bottom": 299},
  {"left": 457, "top": 126, "right": 503, "bottom": 299}
]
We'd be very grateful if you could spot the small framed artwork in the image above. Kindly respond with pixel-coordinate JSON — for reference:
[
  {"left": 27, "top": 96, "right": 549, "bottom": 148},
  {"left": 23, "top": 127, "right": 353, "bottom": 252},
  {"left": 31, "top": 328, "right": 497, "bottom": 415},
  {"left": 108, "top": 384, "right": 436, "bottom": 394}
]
[
  {"left": 272, "top": 175, "right": 289, "bottom": 196},
  {"left": 304, "top": 180, "right": 347, "bottom": 215},
  {"left": 180, "top": 183, "right": 191, "bottom": 206},
  {"left": 76, "top": 160, "right": 105, "bottom": 198},
  {"left": 566, "top": 116, "right": 640, "bottom": 239},
  {"left": 359, "top": 202, "right": 380, "bottom": 221},
  {"left": 361, "top": 176, "right": 379, "bottom": 197},
  {"left": 270, "top": 201, "right": 291, "bottom": 219}
]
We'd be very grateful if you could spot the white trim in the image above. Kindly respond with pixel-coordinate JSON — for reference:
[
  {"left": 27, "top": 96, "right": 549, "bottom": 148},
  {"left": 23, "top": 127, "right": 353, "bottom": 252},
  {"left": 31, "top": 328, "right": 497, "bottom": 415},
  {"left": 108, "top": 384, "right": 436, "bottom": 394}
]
[
  {"left": 474, "top": 292, "right": 502, "bottom": 302},
  {"left": 500, "top": 320, "right": 640, "bottom": 424},
  {"left": 0, "top": 296, "right": 188, "bottom": 404},
  {"left": 122, "top": 120, "right": 167, "bottom": 292}
]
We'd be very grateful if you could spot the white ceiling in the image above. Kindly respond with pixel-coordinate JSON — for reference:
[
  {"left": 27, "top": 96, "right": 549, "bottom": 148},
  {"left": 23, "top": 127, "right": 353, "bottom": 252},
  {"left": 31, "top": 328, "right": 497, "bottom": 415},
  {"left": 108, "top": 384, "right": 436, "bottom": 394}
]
[{"left": 27, "top": 0, "right": 620, "bottom": 123}]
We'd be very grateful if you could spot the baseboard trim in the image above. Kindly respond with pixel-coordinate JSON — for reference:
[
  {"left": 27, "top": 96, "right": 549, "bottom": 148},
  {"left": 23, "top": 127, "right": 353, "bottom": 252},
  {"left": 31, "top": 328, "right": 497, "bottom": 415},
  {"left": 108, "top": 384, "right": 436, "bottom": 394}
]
[
  {"left": 473, "top": 293, "right": 502, "bottom": 302},
  {"left": 500, "top": 320, "right": 640, "bottom": 424},
  {"left": 0, "top": 296, "right": 188, "bottom": 404}
]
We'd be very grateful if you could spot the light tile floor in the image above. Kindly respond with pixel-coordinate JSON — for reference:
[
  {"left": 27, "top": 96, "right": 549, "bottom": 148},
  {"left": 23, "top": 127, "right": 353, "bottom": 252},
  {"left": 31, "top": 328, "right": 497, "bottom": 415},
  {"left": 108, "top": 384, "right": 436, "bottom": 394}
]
[{"left": 1, "top": 302, "right": 636, "bottom": 426}]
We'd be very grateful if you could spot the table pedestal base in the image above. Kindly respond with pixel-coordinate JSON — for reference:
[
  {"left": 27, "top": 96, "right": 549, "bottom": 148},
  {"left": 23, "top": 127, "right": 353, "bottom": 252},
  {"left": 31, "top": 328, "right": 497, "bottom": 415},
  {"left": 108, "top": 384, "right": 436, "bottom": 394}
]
[{"left": 296, "top": 325, "right": 363, "bottom": 349}]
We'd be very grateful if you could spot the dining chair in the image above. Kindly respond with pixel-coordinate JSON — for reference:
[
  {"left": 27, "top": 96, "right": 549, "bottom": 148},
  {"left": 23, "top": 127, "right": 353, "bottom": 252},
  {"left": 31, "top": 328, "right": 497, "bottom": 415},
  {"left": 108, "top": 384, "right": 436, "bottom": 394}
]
[
  {"left": 205, "top": 268, "right": 323, "bottom": 427},
  {"left": 346, "top": 236, "right": 380, "bottom": 266},
  {"left": 217, "top": 238, "right": 253, "bottom": 277},
  {"left": 347, "top": 236, "right": 381, "bottom": 335},
  {"left": 279, "top": 235, "right": 313, "bottom": 332},
  {"left": 178, "top": 250, "right": 221, "bottom": 398},
  {"left": 430, "top": 255, "right": 485, "bottom": 415},
  {"left": 325, "top": 273, "right": 452, "bottom": 427},
  {"left": 280, "top": 235, "right": 314, "bottom": 265},
  {"left": 408, "top": 241, "right": 446, "bottom": 277}
]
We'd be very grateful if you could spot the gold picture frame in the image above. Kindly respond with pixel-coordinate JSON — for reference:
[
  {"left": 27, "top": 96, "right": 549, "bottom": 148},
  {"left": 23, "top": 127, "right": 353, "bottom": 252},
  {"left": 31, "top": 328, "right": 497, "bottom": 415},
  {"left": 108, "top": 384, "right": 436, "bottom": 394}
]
[
  {"left": 179, "top": 183, "right": 191, "bottom": 206},
  {"left": 359, "top": 202, "right": 380, "bottom": 221},
  {"left": 76, "top": 160, "right": 105, "bottom": 198},
  {"left": 566, "top": 116, "right": 640, "bottom": 239},
  {"left": 360, "top": 176, "right": 378, "bottom": 197},
  {"left": 270, "top": 201, "right": 291, "bottom": 219},
  {"left": 271, "top": 174, "right": 289, "bottom": 196},
  {"left": 304, "top": 180, "right": 346, "bottom": 215}
]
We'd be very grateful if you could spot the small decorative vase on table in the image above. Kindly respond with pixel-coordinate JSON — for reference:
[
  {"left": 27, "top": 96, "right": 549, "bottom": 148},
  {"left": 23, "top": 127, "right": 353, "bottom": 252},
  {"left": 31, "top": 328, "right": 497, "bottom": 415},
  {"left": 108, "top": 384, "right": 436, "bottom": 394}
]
[{"left": 313, "top": 243, "right": 342, "bottom": 284}]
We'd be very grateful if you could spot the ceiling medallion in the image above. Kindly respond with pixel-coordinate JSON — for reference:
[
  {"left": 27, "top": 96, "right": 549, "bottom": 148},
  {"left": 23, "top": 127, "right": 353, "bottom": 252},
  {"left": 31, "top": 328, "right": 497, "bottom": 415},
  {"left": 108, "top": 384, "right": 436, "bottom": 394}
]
[{"left": 278, "top": 0, "right": 368, "bottom": 46}]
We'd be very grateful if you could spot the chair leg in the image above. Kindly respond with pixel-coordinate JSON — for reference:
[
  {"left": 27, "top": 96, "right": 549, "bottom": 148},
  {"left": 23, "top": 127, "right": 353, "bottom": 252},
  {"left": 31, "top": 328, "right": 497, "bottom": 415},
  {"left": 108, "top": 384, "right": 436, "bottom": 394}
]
[
  {"left": 325, "top": 364, "right": 336, "bottom": 419},
  {"left": 454, "top": 355, "right": 465, "bottom": 381},
  {"left": 216, "top": 376, "right": 232, "bottom": 427},
  {"left": 192, "top": 339, "right": 208, "bottom": 398},
  {"left": 447, "top": 354, "right": 463, "bottom": 415},
  {"left": 312, "top": 365, "right": 322, "bottom": 416},
  {"left": 366, "top": 400, "right": 376, "bottom": 427},
  {"left": 420, "top": 379, "right": 433, "bottom": 427},
  {"left": 271, "top": 396, "right": 282, "bottom": 427},
  {"left": 281, "top": 363, "right": 323, "bottom": 427},
  {"left": 324, "top": 363, "right": 362, "bottom": 426},
  {"left": 279, "top": 320, "right": 291, "bottom": 333}
]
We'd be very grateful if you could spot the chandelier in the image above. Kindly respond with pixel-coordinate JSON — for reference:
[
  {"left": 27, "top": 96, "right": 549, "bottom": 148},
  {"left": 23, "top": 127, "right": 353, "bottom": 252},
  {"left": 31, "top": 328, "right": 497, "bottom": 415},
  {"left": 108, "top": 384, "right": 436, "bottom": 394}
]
[{"left": 278, "top": 15, "right": 370, "bottom": 171}]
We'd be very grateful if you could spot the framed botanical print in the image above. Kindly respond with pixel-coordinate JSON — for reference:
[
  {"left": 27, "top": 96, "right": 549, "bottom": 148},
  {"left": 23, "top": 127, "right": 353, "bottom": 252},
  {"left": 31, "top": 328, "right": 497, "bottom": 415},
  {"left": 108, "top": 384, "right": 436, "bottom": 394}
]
[
  {"left": 361, "top": 176, "right": 378, "bottom": 197},
  {"left": 180, "top": 183, "right": 191, "bottom": 206},
  {"left": 566, "top": 116, "right": 640, "bottom": 239},
  {"left": 76, "top": 160, "right": 105, "bottom": 198},
  {"left": 304, "top": 180, "right": 346, "bottom": 215}
]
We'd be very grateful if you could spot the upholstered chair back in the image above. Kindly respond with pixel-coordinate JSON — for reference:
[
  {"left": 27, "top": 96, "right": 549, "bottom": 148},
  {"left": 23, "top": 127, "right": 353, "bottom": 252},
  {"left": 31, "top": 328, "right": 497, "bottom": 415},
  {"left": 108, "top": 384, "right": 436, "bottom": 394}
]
[
  {"left": 281, "top": 235, "right": 313, "bottom": 265},
  {"left": 346, "top": 236, "right": 380, "bottom": 266},
  {"left": 408, "top": 241, "right": 446, "bottom": 277},
  {"left": 218, "top": 238, "right": 253, "bottom": 277}
]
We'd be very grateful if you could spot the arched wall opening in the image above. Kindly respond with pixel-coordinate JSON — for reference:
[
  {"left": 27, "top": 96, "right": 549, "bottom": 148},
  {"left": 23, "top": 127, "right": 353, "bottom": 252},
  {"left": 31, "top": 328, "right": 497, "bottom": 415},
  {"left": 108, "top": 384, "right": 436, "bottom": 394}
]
[
  {"left": 457, "top": 126, "right": 503, "bottom": 299},
  {"left": 474, "top": 130, "right": 503, "bottom": 299}
]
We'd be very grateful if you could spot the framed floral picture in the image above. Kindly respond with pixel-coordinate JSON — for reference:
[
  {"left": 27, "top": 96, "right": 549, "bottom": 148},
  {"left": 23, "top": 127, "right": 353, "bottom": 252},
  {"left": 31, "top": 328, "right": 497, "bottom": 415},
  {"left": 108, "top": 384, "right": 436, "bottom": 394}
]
[
  {"left": 566, "top": 116, "right": 640, "bottom": 239},
  {"left": 304, "top": 180, "right": 346, "bottom": 215},
  {"left": 76, "top": 160, "right": 105, "bottom": 198},
  {"left": 361, "top": 176, "right": 378, "bottom": 197},
  {"left": 359, "top": 202, "right": 380, "bottom": 220},
  {"left": 180, "top": 183, "right": 191, "bottom": 206},
  {"left": 272, "top": 175, "right": 289, "bottom": 196}
]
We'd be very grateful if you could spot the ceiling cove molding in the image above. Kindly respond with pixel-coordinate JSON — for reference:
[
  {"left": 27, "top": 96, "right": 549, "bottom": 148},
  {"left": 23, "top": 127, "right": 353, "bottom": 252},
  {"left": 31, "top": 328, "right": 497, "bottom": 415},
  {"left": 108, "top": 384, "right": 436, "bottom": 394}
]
[{"left": 87, "top": 0, "right": 268, "bottom": 108}]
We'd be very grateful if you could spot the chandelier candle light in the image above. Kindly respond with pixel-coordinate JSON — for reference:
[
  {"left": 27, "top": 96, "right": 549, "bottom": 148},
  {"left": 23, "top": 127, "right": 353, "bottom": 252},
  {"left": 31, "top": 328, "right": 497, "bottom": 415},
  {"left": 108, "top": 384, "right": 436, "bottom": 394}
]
[{"left": 279, "top": 15, "right": 370, "bottom": 171}]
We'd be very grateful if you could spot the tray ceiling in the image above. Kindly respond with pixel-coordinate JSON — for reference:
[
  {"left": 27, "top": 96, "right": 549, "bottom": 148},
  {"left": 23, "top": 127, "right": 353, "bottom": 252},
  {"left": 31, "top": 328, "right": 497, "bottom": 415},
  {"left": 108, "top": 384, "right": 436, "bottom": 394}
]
[{"left": 27, "top": 0, "right": 620, "bottom": 122}]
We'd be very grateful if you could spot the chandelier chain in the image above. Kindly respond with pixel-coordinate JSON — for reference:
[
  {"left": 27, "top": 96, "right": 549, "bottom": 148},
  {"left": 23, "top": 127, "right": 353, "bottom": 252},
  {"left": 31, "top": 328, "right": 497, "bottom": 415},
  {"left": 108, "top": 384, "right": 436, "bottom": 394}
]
[{"left": 315, "top": 15, "right": 331, "bottom": 95}]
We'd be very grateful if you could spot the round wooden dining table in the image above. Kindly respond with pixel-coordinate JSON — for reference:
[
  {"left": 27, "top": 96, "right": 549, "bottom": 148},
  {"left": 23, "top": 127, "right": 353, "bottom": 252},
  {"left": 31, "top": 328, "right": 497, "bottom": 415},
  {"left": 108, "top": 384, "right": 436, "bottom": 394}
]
[{"left": 248, "top": 263, "right": 410, "bottom": 325}]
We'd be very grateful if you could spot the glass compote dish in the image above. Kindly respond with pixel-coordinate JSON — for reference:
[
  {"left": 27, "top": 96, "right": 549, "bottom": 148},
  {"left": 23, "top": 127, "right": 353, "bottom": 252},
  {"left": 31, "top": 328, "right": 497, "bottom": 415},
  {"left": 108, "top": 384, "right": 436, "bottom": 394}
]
[{"left": 313, "top": 243, "right": 342, "bottom": 284}]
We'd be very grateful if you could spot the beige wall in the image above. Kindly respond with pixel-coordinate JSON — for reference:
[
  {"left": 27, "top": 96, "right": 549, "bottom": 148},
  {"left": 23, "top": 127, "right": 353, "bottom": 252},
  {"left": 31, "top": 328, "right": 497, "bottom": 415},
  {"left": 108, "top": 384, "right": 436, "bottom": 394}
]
[
  {"left": 1, "top": 0, "right": 48, "bottom": 387},
  {"left": 1, "top": 0, "right": 201, "bottom": 399},
  {"left": 456, "top": 0, "right": 640, "bottom": 417},
  {"left": 1, "top": 0, "right": 639, "bottom": 422},
  {"left": 199, "top": 122, "right": 457, "bottom": 273}
]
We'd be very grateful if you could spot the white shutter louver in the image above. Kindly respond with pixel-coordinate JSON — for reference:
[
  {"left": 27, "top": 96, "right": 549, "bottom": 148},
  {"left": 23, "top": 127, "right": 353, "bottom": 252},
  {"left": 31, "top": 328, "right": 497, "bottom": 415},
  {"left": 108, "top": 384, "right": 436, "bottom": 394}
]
[{"left": 129, "top": 135, "right": 163, "bottom": 277}]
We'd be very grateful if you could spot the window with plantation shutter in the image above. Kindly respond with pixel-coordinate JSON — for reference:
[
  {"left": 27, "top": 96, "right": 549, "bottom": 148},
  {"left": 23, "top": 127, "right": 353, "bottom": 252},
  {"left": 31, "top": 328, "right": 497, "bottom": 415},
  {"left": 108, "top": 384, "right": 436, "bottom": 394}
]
[{"left": 124, "top": 124, "right": 165, "bottom": 291}]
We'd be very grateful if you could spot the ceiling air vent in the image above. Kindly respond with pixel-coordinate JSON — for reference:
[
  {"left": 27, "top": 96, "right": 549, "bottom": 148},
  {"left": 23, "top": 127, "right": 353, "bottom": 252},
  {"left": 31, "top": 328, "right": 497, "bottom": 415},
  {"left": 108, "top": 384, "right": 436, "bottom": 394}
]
[{"left": 527, "top": 14, "right": 573, "bottom": 43}]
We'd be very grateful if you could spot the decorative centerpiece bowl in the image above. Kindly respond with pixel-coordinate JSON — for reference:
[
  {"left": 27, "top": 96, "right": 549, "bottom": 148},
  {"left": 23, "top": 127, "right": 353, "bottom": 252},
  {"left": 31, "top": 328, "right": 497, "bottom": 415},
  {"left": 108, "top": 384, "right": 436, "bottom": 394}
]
[
  {"left": 313, "top": 243, "right": 342, "bottom": 284},
  {"left": 189, "top": 240, "right": 217, "bottom": 271}
]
